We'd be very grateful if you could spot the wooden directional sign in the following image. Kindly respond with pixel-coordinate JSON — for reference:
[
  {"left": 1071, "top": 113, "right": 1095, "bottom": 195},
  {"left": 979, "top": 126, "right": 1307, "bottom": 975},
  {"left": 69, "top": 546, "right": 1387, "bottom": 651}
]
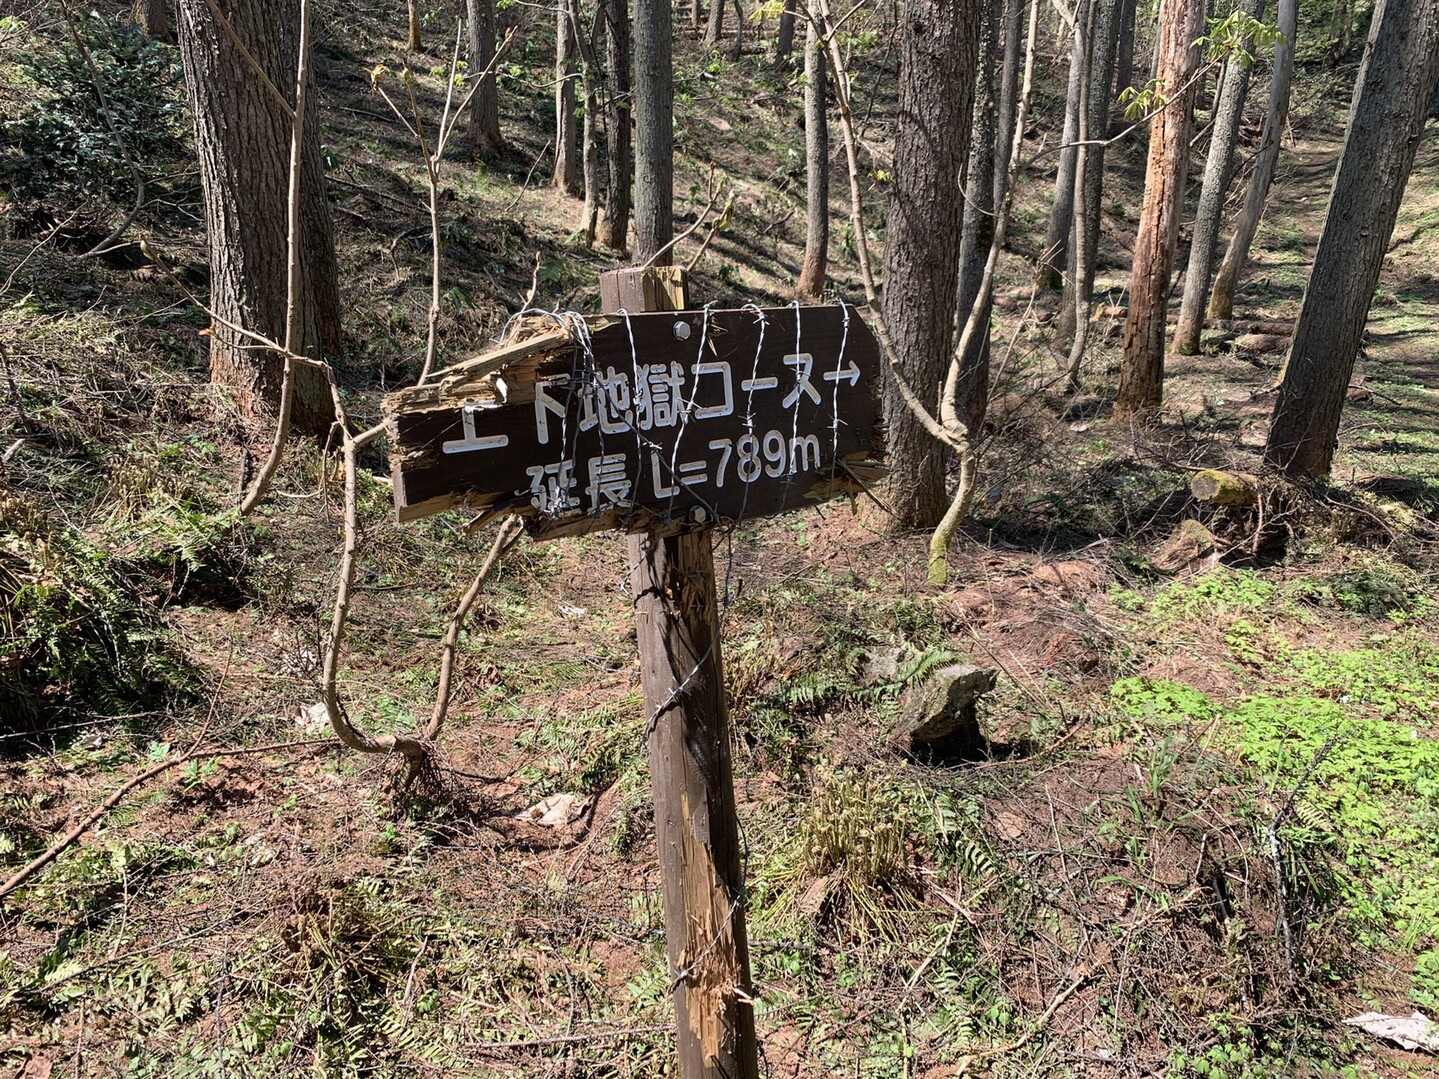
[{"left": 383, "top": 304, "right": 883, "bottom": 538}]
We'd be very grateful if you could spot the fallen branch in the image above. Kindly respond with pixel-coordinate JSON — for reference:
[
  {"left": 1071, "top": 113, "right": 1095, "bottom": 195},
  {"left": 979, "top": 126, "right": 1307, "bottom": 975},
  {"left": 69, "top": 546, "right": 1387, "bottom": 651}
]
[{"left": 0, "top": 739, "right": 335, "bottom": 902}]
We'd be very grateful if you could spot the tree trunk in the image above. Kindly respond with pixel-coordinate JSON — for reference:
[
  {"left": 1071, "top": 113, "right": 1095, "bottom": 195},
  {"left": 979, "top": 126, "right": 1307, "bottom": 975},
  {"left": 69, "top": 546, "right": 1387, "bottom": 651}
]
[
  {"left": 1113, "top": 0, "right": 1205, "bottom": 419},
  {"left": 1208, "top": 0, "right": 1297, "bottom": 320},
  {"left": 704, "top": 0, "right": 725, "bottom": 47},
  {"left": 1114, "top": 0, "right": 1137, "bottom": 98},
  {"left": 776, "top": 0, "right": 797, "bottom": 66},
  {"left": 176, "top": 0, "right": 340, "bottom": 433},
  {"left": 796, "top": 13, "right": 828, "bottom": 300},
  {"left": 692, "top": 0, "right": 702, "bottom": 31},
  {"left": 467, "top": 0, "right": 503, "bottom": 160},
  {"left": 572, "top": 0, "right": 602, "bottom": 245},
  {"left": 729, "top": 0, "right": 744, "bottom": 61},
  {"left": 1264, "top": 0, "right": 1439, "bottom": 478},
  {"left": 408, "top": 0, "right": 422, "bottom": 50},
  {"left": 1036, "top": 24, "right": 1086, "bottom": 290},
  {"left": 1057, "top": 0, "right": 1120, "bottom": 347},
  {"left": 633, "top": 0, "right": 674, "bottom": 262},
  {"left": 134, "top": 0, "right": 173, "bottom": 43},
  {"left": 553, "top": 0, "right": 580, "bottom": 197},
  {"left": 880, "top": 0, "right": 980, "bottom": 529},
  {"left": 993, "top": 0, "right": 1024, "bottom": 213},
  {"left": 955, "top": 0, "right": 998, "bottom": 433},
  {"left": 1174, "top": 0, "right": 1261, "bottom": 354},
  {"left": 600, "top": 0, "right": 632, "bottom": 251}
]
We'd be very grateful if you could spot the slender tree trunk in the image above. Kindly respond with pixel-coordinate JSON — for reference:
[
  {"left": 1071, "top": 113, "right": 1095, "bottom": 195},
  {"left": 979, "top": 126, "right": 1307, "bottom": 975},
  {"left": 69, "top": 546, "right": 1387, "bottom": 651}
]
[
  {"left": 704, "top": 0, "right": 725, "bottom": 47},
  {"left": 1265, "top": 0, "right": 1439, "bottom": 478},
  {"left": 879, "top": 0, "right": 980, "bottom": 529},
  {"left": 1114, "top": 0, "right": 1137, "bottom": 99},
  {"left": 729, "top": 0, "right": 744, "bottom": 60},
  {"left": 600, "top": 0, "right": 632, "bottom": 250},
  {"left": 796, "top": 13, "right": 829, "bottom": 300},
  {"left": 1114, "top": 0, "right": 1205, "bottom": 418},
  {"left": 134, "top": 0, "right": 172, "bottom": 43},
  {"left": 176, "top": 0, "right": 340, "bottom": 433},
  {"left": 692, "top": 0, "right": 702, "bottom": 31},
  {"left": 467, "top": 0, "right": 503, "bottom": 159},
  {"left": 1209, "top": 0, "right": 1297, "bottom": 320},
  {"left": 1174, "top": 0, "right": 1261, "bottom": 353},
  {"left": 993, "top": 0, "right": 1024, "bottom": 212},
  {"left": 572, "top": 0, "right": 602, "bottom": 244},
  {"left": 1057, "top": 0, "right": 1120, "bottom": 346},
  {"left": 408, "top": 0, "right": 422, "bottom": 50},
  {"left": 633, "top": 0, "right": 673, "bottom": 261},
  {"left": 955, "top": 0, "right": 998, "bottom": 433},
  {"left": 776, "top": 0, "right": 797, "bottom": 65},
  {"left": 1036, "top": 25, "right": 1086, "bottom": 290},
  {"left": 553, "top": 0, "right": 580, "bottom": 197}
]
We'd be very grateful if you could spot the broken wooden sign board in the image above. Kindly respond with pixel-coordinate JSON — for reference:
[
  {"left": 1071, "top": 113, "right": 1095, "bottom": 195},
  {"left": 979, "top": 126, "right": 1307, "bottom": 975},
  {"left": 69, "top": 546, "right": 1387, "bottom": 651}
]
[{"left": 383, "top": 304, "right": 884, "bottom": 537}]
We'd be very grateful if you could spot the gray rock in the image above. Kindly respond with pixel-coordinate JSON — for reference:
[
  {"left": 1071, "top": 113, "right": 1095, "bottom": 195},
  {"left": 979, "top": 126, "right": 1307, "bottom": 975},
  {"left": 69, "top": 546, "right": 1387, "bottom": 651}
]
[{"left": 893, "top": 664, "right": 998, "bottom": 758}]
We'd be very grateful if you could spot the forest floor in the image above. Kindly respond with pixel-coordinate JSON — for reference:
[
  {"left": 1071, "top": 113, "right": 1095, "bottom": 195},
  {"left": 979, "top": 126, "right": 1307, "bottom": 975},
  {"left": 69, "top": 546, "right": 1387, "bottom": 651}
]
[{"left": 4, "top": 3, "right": 1439, "bottom": 1077}]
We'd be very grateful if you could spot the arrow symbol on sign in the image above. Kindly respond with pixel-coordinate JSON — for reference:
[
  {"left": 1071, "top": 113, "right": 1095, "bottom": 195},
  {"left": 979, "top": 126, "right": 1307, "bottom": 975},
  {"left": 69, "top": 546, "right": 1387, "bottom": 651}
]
[{"left": 822, "top": 361, "right": 861, "bottom": 387}]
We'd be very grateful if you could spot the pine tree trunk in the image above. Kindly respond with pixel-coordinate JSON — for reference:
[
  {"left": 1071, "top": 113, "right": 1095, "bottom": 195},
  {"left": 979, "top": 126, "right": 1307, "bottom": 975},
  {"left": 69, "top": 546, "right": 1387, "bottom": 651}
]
[
  {"left": 553, "top": 0, "right": 581, "bottom": 197},
  {"left": 1264, "top": 0, "right": 1439, "bottom": 478},
  {"left": 704, "top": 0, "right": 725, "bottom": 47},
  {"left": 1209, "top": 0, "right": 1297, "bottom": 320},
  {"left": 633, "top": 0, "right": 673, "bottom": 262},
  {"left": 1057, "top": 0, "right": 1120, "bottom": 346},
  {"left": 880, "top": 0, "right": 980, "bottom": 529},
  {"left": 1114, "top": 0, "right": 1205, "bottom": 418},
  {"left": 795, "top": 13, "right": 828, "bottom": 300},
  {"left": 993, "top": 0, "right": 1024, "bottom": 212},
  {"left": 600, "top": 0, "right": 632, "bottom": 250},
  {"left": 1174, "top": 0, "right": 1261, "bottom": 354},
  {"left": 1114, "top": 0, "right": 1137, "bottom": 98},
  {"left": 955, "top": 0, "right": 998, "bottom": 433},
  {"left": 134, "top": 0, "right": 173, "bottom": 43},
  {"left": 408, "top": 0, "right": 422, "bottom": 50},
  {"left": 466, "top": 0, "right": 504, "bottom": 159},
  {"left": 1036, "top": 26, "right": 1086, "bottom": 290},
  {"left": 176, "top": 0, "right": 340, "bottom": 433},
  {"left": 776, "top": 0, "right": 797, "bottom": 66}
]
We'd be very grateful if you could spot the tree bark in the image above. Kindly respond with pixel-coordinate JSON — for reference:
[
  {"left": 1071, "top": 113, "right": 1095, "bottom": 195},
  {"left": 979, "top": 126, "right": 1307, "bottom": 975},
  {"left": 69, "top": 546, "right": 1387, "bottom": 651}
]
[
  {"left": 176, "top": 0, "right": 340, "bottom": 433},
  {"left": 467, "top": 0, "right": 504, "bottom": 160},
  {"left": 1036, "top": 24, "right": 1086, "bottom": 290},
  {"left": 1114, "top": 0, "right": 1137, "bottom": 98},
  {"left": 1114, "top": 0, "right": 1205, "bottom": 418},
  {"left": 600, "top": 0, "right": 632, "bottom": 250},
  {"left": 1264, "top": 0, "right": 1439, "bottom": 478},
  {"left": 553, "top": 0, "right": 581, "bottom": 197},
  {"left": 1209, "top": 0, "right": 1297, "bottom": 320},
  {"left": 691, "top": 0, "right": 702, "bottom": 31},
  {"left": 704, "top": 0, "right": 725, "bottom": 47},
  {"left": 776, "top": 0, "right": 797, "bottom": 66},
  {"left": 955, "top": 0, "right": 998, "bottom": 433},
  {"left": 879, "top": 0, "right": 980, "bottom": 529},
  {"left": 1174, "top": 0, "right": 1262, "bottom": 354},
  {"left": 1057, "top": 0, "right": 1120, "bottom": 346},
  {"left": 633, "top": 0, "right": 674, "bottom": 262},
  {"left": 993, "top": 0, "right": 1024, "bottom": 213},
  {"left": 796, "top": 13, "right": 829, "bottom": 300},
  {"left": 134, "top": 0, "right": 172, "bottom": 43},
  {"left": 573, "top": 0, "right": 602, "bottom": 244},
  {"left": 408, "top": 0, "right": 422, "bottom": 50}
]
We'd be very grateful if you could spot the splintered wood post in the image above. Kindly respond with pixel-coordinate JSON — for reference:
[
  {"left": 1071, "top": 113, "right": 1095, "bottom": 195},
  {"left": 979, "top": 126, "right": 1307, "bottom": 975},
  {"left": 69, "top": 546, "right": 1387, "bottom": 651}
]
[
  {"left": 382, "top": 264, "right": 883, "bottom": 1077},
  {"left": 603, "top": 265, "right": 760, "bottom": 1079}
]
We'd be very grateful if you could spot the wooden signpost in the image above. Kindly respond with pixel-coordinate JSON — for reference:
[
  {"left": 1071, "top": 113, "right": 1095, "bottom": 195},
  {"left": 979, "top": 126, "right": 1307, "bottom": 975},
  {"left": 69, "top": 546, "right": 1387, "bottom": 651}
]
[{"left": 383, "top": 267, "right": 882, "bottom": 1078}]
